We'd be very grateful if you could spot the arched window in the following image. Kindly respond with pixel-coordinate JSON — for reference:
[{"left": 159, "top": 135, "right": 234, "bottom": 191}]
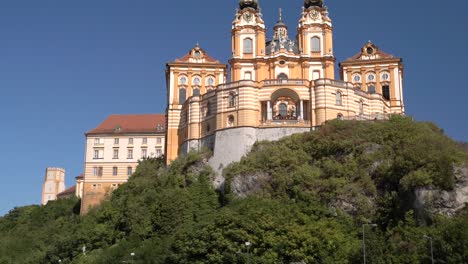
[
  {"left": 179, "top": 88, "right": 186, "bottom": 104},
  {"left": 359, "top": 100, "right": 364, "bottom": 115},
  {"left": 193, "top": 88, "right": 200, "bottom": 96},
  {"left": 179, "top": 76, "right": 187, "bottom": 85},
  {"left": 277, "top": 73, "right": 288, "bottom": 80},
  {"left": 336, "top": 92, "right": 342, "bottom": 105},
  {"left": 311, "top": 37, "right": 321, "bottom": 52},
  {"left": 337, "top": 113, "right": 344, "bottom": 120},
  {"left": 368, "top": 85, "right": 376, "bottom": 94},
  {"left": 244, "top": 38, "right": 253, "bottom": 54},
  {"left": 228, "top": 93, "right": 236, "bottom": 107},
  {"left": 227, "top": 115, "right": 235, "bottom": 127},
  {"left": 279, "top": 103, "right": 288, "bottom": 117}
]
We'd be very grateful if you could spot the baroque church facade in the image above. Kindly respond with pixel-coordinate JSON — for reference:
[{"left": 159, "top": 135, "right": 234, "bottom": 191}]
[{"left": 165, "top": 0, "right": 405, "bottom": 175}]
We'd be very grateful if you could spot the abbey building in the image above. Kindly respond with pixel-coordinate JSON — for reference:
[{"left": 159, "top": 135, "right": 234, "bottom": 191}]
[{"left": 165, "top": 0, "right": 405, "bottom": 172}]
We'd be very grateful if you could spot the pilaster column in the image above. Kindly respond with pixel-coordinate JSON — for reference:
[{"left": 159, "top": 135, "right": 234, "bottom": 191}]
[
  {"left": 267, "top": 101, "right": 272, "bottom": 120},
  {"left": 300, "top": 100, "right": 304, "bottom": 119}
]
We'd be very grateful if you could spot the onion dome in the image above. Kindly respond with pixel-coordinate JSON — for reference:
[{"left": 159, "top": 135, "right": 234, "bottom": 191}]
[
  {"left": 239, "top": 0, "right": 259, "bottom": 10},
  {"left": 304, "top": 0, "right": 324, "bottom": 8}
]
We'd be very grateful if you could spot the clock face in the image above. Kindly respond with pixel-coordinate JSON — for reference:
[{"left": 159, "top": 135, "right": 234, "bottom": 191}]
[
  {"left": 310, "top": 10, "right": 320, "bottom": 20},
  {"left": 243, "top": 12, "right": 253, "bottom": 22}
]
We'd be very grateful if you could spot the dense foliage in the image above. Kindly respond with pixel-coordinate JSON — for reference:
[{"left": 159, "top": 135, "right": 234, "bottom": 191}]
[{"left": 0, "top": 117, "right": 466, "bottom": 263}]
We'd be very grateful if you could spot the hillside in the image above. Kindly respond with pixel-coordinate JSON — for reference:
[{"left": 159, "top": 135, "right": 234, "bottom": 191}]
[{"left": 0, "top": 116, "right": 467, "bottom": 264}]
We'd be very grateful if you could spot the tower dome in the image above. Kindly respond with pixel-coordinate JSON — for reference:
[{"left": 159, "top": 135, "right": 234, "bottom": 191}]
[
  {"left": 239, "top": 0, "right": 259, "bottom": 10},
  {"left": 304, "top": 0, "right": 324, "bottom": 9}
]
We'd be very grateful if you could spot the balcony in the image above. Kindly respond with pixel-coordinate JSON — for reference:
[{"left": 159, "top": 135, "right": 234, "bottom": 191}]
[
  {"left": 260, "top": 119, "right": 311, "bottom": 128},
  {"left": 262, "top": 79, "right": 309, "bottom": 86}
]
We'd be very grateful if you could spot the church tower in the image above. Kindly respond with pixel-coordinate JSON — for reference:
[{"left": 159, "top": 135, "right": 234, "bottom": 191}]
[
  {"left": 230, "top": 0, "right": 266, "bottom": 81},
  {"left": 41, "top": 167, "right": 66, "bottom": 205},
  {"left": 298, "top": 0, "right": 335, "bottom": 80}
]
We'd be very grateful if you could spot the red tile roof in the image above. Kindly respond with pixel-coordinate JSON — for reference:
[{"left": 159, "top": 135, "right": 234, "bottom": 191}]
[
  {"left": 86, "top": 114, "right": 166, "bottom": 135},
  {"left": 57, "top": 185, "right": 76, "bottom": 198}
]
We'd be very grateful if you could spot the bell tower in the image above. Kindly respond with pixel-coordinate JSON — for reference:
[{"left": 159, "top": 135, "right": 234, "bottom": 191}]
[
  {"left": 298, "top": 0, "right": 335, "bottom": 80},
  {"left": 230, "top": 0, "right": 266, "bottom": 82}
]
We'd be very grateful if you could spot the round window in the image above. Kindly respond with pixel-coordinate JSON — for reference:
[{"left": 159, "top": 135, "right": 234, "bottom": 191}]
[
  {"left": 279, "top": 60, "right": 286, "bottom": 65},
  {"left": 180, "top": 76, "right": 187, "bottom": 84},
  {"left": 382, "top": 73, "right": 390, "bottom": 81},
  {"left": 193, "top": 77, "right": 201, "bottom": 85},
  {"left": 368, "top": 74, "right": 375, "bottom": 82},
  {"left": 207, "top": 77, "right": 215, "bottom": 85},
  {"left": 353, "top": 75, "right": 361, "bottom": 83},
  {"left": 366, "top": 47, "right": 374, "bottom": 55}
]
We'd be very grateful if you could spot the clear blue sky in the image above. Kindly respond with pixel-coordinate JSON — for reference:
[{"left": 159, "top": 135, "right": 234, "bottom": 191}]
[{"left": 0, "top": 0, "right": 467, "bottom": 216}]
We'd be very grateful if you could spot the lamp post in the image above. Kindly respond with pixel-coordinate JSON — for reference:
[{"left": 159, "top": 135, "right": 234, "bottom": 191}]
[
  {"left": 130, "top": 252, "right": 135, "bottom": 264},
  {"left": 245, "top": 241, "right": 251, "bottom": 264},
  {"left": 362, "top": 223, "right": 377, "bottom": 264},
  {"left": 423, "top": 235, "right": 434, "bottom": 264}
]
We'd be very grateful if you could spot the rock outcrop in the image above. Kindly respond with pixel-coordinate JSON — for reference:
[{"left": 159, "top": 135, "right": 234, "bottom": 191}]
[{"left": 415, "top": 164, "right": 468, "bottom": 217}]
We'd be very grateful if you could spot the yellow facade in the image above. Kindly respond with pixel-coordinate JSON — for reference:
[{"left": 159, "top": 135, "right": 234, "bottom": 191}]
[{"left": 165, "top": 1, "right": 405, "bottom": 163}]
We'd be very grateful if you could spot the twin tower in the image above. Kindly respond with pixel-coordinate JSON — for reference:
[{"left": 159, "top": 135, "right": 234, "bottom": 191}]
[{"left": 165, "top": 0, "right": 405, "bottom": 176}]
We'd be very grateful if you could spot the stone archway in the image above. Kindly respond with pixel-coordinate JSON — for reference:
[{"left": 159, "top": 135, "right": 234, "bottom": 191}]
[{"left": 266, "top": 88, "right": 304, "bottom": 121}]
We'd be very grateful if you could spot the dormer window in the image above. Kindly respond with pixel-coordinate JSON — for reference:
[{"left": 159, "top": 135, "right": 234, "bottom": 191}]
[{"left": 366, "top": 47, "right": 374, "bottom": 55}]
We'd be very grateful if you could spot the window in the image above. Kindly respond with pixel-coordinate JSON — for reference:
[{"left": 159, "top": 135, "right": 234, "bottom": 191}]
[
  {"left": 93, "top": 167, "right": 103, "bottom": 177},
  {"left": 367, "top": 74, "right": 375, "bottom": 82},
  {"left": 127, "top": 167, "right": 133, "bottom": 176},
  {"left": 142, "top": 138, "right": 148, "bottom": 145},
  {"left": 336, "top": 92, "right": 342, "bottom": 106},
  {"left": 227, "top": 115, "right": 235, "bottom": 126},
  {"left": 93, "top": 149, "right": 103, "bottom": 159},
  {"left": 112, "top": 167, "right": 118, "bottom": 176},
  {"left": 368, "top": 85, "right": 376, "bottom": 94},
  {"left": 156, "top": 148, "right": 162, "bottom": 157},
  {"left": 243, "top": 38, "right": 253, "bottom": 53},
  {"left": 381, "top": 72, "right": 390, "bottom": 81},
  {"left": 229, "top": 93, "right": 236, "bottom": 108},
  {"left": 142, "top": 149, "right": 147, "bottom": 158},
  {"left": 113, "top": 149, "right": 119, "bottom": 159},
  {"left": 114, "top": 138, "right": 119, "bottom": 145},
  {"left": 127, "top": 149, "right": 133, "bottom": 159},
  {"left": 193, "top": 88, "right": 200, "bottom": 96},
  {"left": 193, "top": 77, "right": 201, "bottom": 85},
  {"left": 207, "top": 77, "right": 215, "bottom": 86},
  {"left": 157, "top": 137, "right": 162, "bottom": 144},
  {"left": 353, "top": 74, "right": 361, "bottom": 83},
  {"left": 311, "top": 37, "right": 321, "bottom": 52},
  {"left": 94, "top": 138, "right": 102, "bottom": 145},
  {"left": 279, "top": 103, "right": 288, "bottom": 117},
  {"left": 179, "top": 88, "right": 187, "bottom": 104},
  {"left": 277, "top": 73, "right": 288, "bottom": 80},
  {"left": 194, "top": 51, "right": 201, "bottom": 58},
  {"left": 337, "top": 113, "right": 344, "bottom": 120},
  {"left": 382, "top": 85, "right": 390, "bottom": 100},
  {"left": 179, "top": 76, "right": 187, "bottom": 85},
  {"left": 206, "top": 101, "right": 211, "bottom": 116},
  {"left": 128, "top": 138, "right": 134, "bottom": 145},
  {"left": 244, "top": 71, "right": 252, "bottom": 80},
  {"left": 359, "top": 100, "right": 364, "bottom": 115}
]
